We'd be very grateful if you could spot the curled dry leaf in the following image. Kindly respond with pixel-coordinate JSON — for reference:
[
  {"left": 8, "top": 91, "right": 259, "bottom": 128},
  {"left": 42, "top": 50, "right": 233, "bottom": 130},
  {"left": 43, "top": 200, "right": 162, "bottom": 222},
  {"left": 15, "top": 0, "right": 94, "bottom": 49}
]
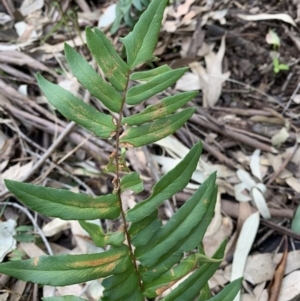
[
  {"left": 42, "top": 218, "right": 71, "bottom": 237},
  {"left": 0, "top": 161, "right": 34, "bottom": 191},
  {"left": 250, "top": 149, "right": 262, "bottom": 182},
  {"left": 198, "top": 36, "right": 230, "bottom": 107},
  {"left": 235, "top": 169, "right": 270, "bottom": 219}
]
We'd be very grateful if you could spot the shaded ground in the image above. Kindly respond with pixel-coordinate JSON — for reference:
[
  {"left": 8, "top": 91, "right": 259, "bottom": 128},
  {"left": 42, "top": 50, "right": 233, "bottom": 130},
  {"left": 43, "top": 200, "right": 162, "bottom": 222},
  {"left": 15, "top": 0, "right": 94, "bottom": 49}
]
[{"left": 0, "top": 0, "right": 300, "bottom": 300}]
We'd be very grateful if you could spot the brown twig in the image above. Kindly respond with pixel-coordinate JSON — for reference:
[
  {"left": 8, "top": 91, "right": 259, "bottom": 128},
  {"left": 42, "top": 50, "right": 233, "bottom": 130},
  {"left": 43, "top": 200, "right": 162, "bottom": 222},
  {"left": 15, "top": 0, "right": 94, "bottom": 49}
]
[
  {"left": 190, "top": 114, "right": 274, "bottom": 152},
  {"left": 221, "top": 199, "right": 294, "bottom": 219},
  {"left": 268, "top": 236, "right": 288, "bottom": 301}
]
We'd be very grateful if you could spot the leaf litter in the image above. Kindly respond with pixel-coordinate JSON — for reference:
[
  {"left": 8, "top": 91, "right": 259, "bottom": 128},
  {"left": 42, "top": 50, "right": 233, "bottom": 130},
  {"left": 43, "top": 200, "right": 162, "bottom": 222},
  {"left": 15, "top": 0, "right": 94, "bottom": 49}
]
[{"left": 0, "top": 0, "right": 300, "bottom": 300}]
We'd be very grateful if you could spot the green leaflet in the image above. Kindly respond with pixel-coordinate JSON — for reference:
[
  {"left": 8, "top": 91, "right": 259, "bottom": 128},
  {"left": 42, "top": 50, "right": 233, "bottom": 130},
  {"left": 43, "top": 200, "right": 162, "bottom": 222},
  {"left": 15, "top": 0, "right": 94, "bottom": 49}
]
[
  {"left": 135, "top": 174, "right": 216, "bottom": 267},
  {"left": 205, "top": 278, "right": 243, "bottom": 301},
  {"left": 130, "top": 211, "right": 162, "bottom": 247},
  {"left": 121, "top": 0, "right": 168, "bottom": 68},
  {"left": 126, "top": 68, "right": 188, "bottom": 105},
  {"left": 132, "top": 0, "right": 150, "bottom": 11},
  {"left": 36, "top": 74, "right": 116, "bottom": 139},
  {"left": 161, "top": 241, "right": 227, "bottom": 301},
  {"left": 0, "top": 246, "right": 130, "bottom": 286},
  {"left": 143, "top": 253, "right": 221, "bottom": 298},
  {"left": 139, "top": 177, "right": 217, "bottom": 283},
  {"left": 0, "top": 0, "right": 243, "bottom": 297},
  {"left": 141, "top": 252, "right": 183, "bottom": 283},
  {"left": 5, "top": 180, "right": 120, "bottom": 220},
  {"left": 102, "top": 265, "right": 144, "bottom": 301},
  {"left": 126, "top": 141, "right": 202, "bottom": 222},
  {"left": 105, "top": 148, "right": 130, "bottom": 173},
  {"left": 120, "top": 172, "right": 143, "bottom": 193},
  {"left": 120, "top": 108, "right": 195, "bottom": 147},
  {"left": 198, "top": 243, "right": 212, "bottom": 301},
  {"left": 43, "top": 297, "right": 87, "bottom": 301},
  {"left": 143, "top": 254, "right": 199, "bottom": 298},
  {"left": 130, "top": 65, "right": 172, "bottom": 81},
  {"left": 123, "top": 91, "right": 198, "bottom": 126},
  {"left": 86, "top": 27, "right": 129, "bottom": 91},
  {"left": 198, "top": 285, "right": 212, "bottom": 301},
  {"left": 292, "top": 205, "right": 300, "bottom": 234},
  {"left": 111, "top": 0, "right": 150, "bottom": 34},
  {"left": 64, "top": 44, "right": 122, "bottom": 112},
  {"left": 79, "top": 221, "right": 125, "bottom": 247}
]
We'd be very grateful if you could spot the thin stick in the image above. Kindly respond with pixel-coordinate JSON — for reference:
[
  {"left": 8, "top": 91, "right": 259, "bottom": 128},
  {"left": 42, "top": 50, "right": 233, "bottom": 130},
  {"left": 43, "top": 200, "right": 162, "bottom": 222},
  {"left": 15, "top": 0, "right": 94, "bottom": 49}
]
[
  {"left": 282, "top": 81, "right": 300, "bottom": 114},
  {"left": 0, "top": 202, "right": 53, "bottom": 255}
]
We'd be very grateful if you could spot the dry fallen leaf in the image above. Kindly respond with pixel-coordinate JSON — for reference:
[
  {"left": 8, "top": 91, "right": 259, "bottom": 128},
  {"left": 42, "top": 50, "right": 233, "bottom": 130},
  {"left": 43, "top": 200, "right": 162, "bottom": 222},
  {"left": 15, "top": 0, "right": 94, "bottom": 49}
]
[
  {"left": 173, "top": 0, "right": 196, "bottom": 18},
  {"left": 237, "top": 13, "right": 296, "bottom": 27},
  {"left": 198, "top": 36, "right": 230, "bottom": 107},
  {"left": 268, "top": 237, "right": 288, "bottom": 301},
  {"left": 0, "top": 161, "right": 34, "bottom": 191},
  {"left": 225, "top": 250, "right": 300, "bottom": 285},
  {"left": 175, "top": 72, "right": 201, "bottom": 91},
  {"left": 98, "top": 4, "right": 116, "bottom": 28},
  {"left": 250, "top": 149, "right": 262, "bottom": 181},
  {"left": 285, "top": 177, "right": 300, "bottom": 193},
  {"left": 42, "top": 218, "right": 70, "bottom": 237},
  {"left": 19, "top": 0, "right": 44, "bottom": 17},
  {"left": 0, "top": 219, "right": 16, "bottom": 262},
  {"left": 231, "top": 212, "right": 260, "bottom": 301}
]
